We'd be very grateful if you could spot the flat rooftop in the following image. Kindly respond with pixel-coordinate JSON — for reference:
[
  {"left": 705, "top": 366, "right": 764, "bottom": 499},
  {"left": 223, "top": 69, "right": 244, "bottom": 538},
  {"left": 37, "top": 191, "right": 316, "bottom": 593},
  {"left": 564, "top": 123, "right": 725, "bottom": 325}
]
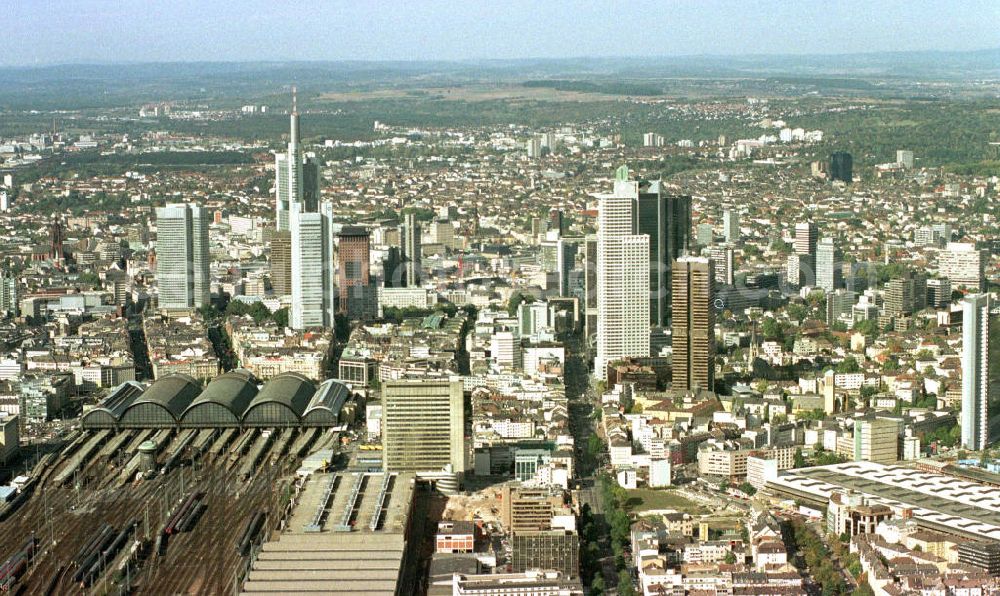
[
  {"left": 241, "top": 472, "right": 415, "bottom": 595},
  {"left": 767, "top": 461, "right": 1000, "bottom": 541}
]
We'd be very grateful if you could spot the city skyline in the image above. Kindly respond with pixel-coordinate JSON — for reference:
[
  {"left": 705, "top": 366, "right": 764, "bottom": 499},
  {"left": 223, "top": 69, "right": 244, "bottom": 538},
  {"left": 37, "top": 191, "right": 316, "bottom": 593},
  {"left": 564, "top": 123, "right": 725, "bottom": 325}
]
[{"left": 0, "top": 5, "right": 998, "bottom": 592}]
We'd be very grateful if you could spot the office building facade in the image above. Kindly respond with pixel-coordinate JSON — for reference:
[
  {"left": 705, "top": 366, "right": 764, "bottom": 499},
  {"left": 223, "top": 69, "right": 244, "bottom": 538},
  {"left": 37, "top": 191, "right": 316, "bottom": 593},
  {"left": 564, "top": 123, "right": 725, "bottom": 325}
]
[
  {"left": 941, "top": 242, "right": 987, "bottom": 292},
  {"left": 382, "top": 379, "right": 465, "bottom": 474},
  {"left": 274, "top": 89, "right": 320, "bottom": 232},
  {"left": 723, "top": 209, "right": 739, "bottom": 244},
  {"left": 290, "top": 201, "right": 335, "bottom": 329},
  {"left": 595, "top": 166, "right": 650, "bottom": 375},
  {"left": 961, "top": 294, "right": 1000, "bottom": 451},
  {"left": 155, "top": 203, "right": 210, "bottom": 310},
  {"left": 854, "top": 418, "right": 899, "bottom": 464},
  {"left": 636, "top": 183, "right": 691, "bottom": 327},
  {"left": 402, "top": 211, "right": 422, "bottom": 288},
  {"left": 269, "top": 230, "right": 292, "bottom": 296},
  {"left": 830, "top": 152, "right": 853, "bottom": 183},
  {"left": 815, "top": 237, "right": 842, "bottom": 292},
  {"left": 338, "top": 227, "right": 375, "bottom": 320},
  {"left": 672, "top": 256, "right": 715, "bottom": 391}
]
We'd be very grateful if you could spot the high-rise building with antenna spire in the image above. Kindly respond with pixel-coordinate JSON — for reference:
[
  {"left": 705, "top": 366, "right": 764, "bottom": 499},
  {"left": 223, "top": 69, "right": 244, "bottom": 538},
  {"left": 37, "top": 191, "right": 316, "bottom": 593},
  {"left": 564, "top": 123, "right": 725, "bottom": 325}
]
[
  {"left": 274, "top": 87, "right": 320, "bottom": 231},
  {"left": 275, "top": 87, "right": 303, "bottom": 232},
  {"left": 272, "top": 88, "right": 330, "bottom": 325}
]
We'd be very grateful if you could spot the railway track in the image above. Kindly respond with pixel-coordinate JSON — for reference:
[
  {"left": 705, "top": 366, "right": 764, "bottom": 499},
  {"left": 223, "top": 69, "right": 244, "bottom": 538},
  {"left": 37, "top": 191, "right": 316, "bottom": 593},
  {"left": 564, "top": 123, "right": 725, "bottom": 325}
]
[{"left": 0, "top": 426, "right": 322, "bottom": 594}]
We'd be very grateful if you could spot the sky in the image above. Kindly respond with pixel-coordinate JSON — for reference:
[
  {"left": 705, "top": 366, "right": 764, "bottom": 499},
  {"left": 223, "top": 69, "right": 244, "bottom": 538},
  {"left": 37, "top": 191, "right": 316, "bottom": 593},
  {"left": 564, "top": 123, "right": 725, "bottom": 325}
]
[{"left": 4, "top": 0, "right": 999, "bottom": 66}]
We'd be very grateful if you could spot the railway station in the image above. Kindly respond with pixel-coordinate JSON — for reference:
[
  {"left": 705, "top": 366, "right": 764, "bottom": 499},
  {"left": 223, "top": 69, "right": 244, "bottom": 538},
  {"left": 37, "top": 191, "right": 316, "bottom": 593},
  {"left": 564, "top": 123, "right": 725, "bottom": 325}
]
[
  {"left": 0, "top": 370, "right": 368, "bottom": 594},
  {"left": 82, "top": 371, "right": 355, "bottom": 430}
]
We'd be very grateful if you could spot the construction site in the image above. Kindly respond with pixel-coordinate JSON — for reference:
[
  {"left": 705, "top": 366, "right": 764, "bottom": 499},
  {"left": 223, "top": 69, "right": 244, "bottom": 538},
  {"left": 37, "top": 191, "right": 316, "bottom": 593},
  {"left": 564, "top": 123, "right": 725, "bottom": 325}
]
[{"left": 0, "top": 371, "right": 358, "bottom": 594}]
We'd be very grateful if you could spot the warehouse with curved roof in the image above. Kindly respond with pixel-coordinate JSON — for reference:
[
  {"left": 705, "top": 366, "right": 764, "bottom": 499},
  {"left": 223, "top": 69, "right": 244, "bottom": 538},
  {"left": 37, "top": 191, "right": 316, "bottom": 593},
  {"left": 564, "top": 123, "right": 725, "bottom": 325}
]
[
  {"left": 181, "top": 369, "right": 259, "bottom": 427},
  {"left": 119, "top": 374, "right": 203, "bottom": 427},
  {"left": 242, "top": 372, "right": 316, "bottom": 427},
  {"left": 302, "top": 379, "right": 351, "bottom": 426}
]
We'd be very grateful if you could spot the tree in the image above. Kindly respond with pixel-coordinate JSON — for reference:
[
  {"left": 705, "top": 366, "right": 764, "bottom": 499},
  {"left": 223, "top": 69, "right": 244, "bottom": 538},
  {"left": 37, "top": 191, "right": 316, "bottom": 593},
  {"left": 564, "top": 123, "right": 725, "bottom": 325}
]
[
  {"left": 770, "top": 239, "right": 791, "bottom": 254},
  {"left": 724, "top": 551, "right": 737, "bottom": 564},
  {"left": 787, "top": 303, "right": 808, "bottom": 322},
  {"left": 854, "top": 319, "right": 879, "bottom": 337},
  {"left": 272, "top": 307, "right": 289, "bottom": 328},
  {"left": 761, "top": 317, "right": 783, "bottom": 340},
  {"left": 616, "top": 570, "right": 635, "bottom": 596},
  {"left": 794, "top": 448, "right": 807, "bottom": 468},
  {"left": 836, "top": 356, "right": 860, "bottom": 374},
  {"left": 591, "top": 575, "right": 605, "bottom": 594},
  {"left": 800, "top": 409, "right": 827, "bottom": 421},
  {"left": 738, "top": 482, "right": 757, "bottom": 496},
  {"left": 506, "top": 291, "right": 534, "bottom": 316}
]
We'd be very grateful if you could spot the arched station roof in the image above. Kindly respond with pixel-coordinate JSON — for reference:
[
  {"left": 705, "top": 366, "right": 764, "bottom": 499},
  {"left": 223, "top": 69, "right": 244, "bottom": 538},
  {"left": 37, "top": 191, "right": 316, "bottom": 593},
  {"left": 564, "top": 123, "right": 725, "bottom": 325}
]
[
  {"left": 302, "top": 379, "right": 351, "bottom": 426},
  {"left": 242, "top": 372, "right": 316, "bottom": 426},
  {"left": 181, "top": 369, "right": 259, "bottom": 427},
  {"left": 119, "top": 374, "right": 202, "bottom": 427},
  {"left": 81, "top": 381, "right": 145, "bottom": 429}
]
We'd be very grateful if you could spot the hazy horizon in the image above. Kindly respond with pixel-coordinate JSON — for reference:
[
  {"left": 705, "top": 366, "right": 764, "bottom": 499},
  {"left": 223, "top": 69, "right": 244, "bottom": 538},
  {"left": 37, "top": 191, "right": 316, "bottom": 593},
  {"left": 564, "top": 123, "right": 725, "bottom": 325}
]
[{"left": 5, "top": 0, "right": 999, "bottom": 67}]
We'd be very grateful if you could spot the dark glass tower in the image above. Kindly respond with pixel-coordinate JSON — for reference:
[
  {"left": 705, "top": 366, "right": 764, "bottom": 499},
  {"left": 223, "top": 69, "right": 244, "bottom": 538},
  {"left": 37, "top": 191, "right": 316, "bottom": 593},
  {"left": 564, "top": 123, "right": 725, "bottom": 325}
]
[
  {"left": 635, "top": 181, "right": 691, "bottom": 327},
  {"left": 830, "top": 152, "right": 853, "bottom": 183}
]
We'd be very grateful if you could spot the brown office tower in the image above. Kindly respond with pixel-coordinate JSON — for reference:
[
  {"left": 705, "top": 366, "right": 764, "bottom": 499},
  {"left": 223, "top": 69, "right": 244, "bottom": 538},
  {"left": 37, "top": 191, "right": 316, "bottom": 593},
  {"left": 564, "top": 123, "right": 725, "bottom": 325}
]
[
  {"left": 338, "top": 226, "right": 375, "bottom": 319},
  {"left": 270, "top": 230, "right": 292, "bottom": 296},
  {"left": 672, "top": 256, "right": 715, "bottom": 391}
]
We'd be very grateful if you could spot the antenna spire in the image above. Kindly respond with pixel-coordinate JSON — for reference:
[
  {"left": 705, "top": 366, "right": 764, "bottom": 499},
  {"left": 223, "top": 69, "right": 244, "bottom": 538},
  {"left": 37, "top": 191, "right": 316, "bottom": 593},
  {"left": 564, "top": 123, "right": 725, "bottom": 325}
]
[{"left": 292, "top": 86, "right": 298, "bottom": 115}]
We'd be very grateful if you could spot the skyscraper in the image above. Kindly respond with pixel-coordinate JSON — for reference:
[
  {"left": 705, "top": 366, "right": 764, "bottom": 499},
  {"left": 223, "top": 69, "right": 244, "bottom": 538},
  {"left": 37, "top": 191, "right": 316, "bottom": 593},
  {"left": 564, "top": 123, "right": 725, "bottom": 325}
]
[
  {"left": 155, "top": 203, "right": 210, "bottom": 310},
  {"left": 672, "top": 256, "right": 715, "bottom": 391},
  {"left": 0, "top": 274, "right": 17, "bottom": 317},
  {"left": 896, "top": 150, "right": 914, "bottom": 169},
  {"left": 826, "top": 289, "right": 856, "bottom": 326},
  {"left": 708, "top": 245, "right": 734, "bottom": 286},
  {"left": 383, "top": 246, "right": 404, "bottom": 288},
  {"left": 940, "top": 242, "right": 987, "bottom": 292},
  {"left": 830, "top": 151, "right": 853, "bottom": 183},
  {"left": 793, "top": 222, "right": 818, "bottom": 287},
  {"left": 595, "top": 166, "right": 650, "bottom": 375},
  {"left": 635, "top": 182, "right": 691, "bottom": 327},
  {"left": 402, "top": 212, "right": 422, "bottom": 288},
  {"left": 338, "top": 226, "right": 375, "bottom": 320},
  {"left": 854, "top": 417, "right": 899, "bottom": 464},
  {"left": 794, "top": 222, "right": 818, "bottom": 256},
  {"left": 583, "top": 235, "right": 598, "bottom": 351},
  {"left": 274, "top": 88, "right": 320, "bottom": 232},
  {"left": 722, "top": 209, "right": 739, "bottom": 244},
  {"left": 884, "top": 271, "right": 926, "bottom": 319},
  {"left": 289, "top": 201, "right": 335, "bottom": 329},
  {"left": 816, "top": 237, "right": 843, "bottom": 292},
  {"left": 549, "top": 209, "right": 564, "bottom": 237},
  {"left": 269, "top": 230, "right": 292, "bottom": 296},
  {"left": 556, "top": 237, "right": 579, "bottom": 298},
  {"left": 382, "top": 379, "right": 465, "bottom": 475},
  {"left": 961, "top": 295, "right": 999, "bottom": 451}
]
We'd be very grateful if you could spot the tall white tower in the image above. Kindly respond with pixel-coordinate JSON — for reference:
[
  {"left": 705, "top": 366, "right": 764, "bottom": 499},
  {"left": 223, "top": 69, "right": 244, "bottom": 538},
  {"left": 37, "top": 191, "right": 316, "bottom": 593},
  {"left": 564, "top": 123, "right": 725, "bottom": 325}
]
[
  {"left": 155, "top": 203, "right": 210, "bottom": 310},
  {"left": 962, "top": 294, "right": 998, "bottom": 451},
  {"left": 595, "top": 165, "right": 650, "bottom": 376},
  {"left": 290, "top": 200, "right": 336, "bottom": 330}
]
